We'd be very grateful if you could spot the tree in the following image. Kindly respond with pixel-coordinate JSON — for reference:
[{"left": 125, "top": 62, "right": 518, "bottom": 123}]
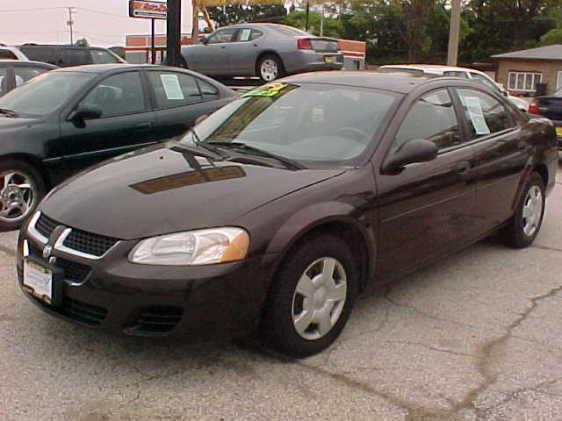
[
  {"left": 74, "top": 38, "right": 89, "bottom": 47},
  {"left": 207, "top": 4, "right": 287, "bottom": 28},
  {"left": 540, "top": 28, "right": 562, "bottom": 45},
  {"left": 283, "top": 10, "right": 343, "bottom": 38}
]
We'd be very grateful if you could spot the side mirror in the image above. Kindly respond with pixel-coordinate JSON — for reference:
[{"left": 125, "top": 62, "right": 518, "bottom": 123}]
[
  {"left": 382, "top": 138, "right": 438, "bottom": 173},
  {"left": 201, "top": 36, "right": 209, "bottom": 45},
  {"left": 194, "top": 114, "right": 209, "bottom": 126},
  {"left": 69, "top": 105, "right": 102, "bottom": 125}
]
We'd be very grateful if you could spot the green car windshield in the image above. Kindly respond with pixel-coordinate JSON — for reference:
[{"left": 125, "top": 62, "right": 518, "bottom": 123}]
[
  {"left": 0, "top": 71, "right": 95, "bottom": 117},
  {"left": 182, "top": 83, "right": 398, "bottom": 167}
]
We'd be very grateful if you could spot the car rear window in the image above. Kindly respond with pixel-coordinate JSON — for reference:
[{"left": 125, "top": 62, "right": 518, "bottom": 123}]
[{"left": 269, "top": 25, "right": 310, "bottom": 37}]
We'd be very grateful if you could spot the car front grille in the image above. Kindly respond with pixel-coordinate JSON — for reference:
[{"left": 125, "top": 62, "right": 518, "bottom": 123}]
[
  {"left": 62, "top": 229, "right": 117, "bottom": 257},
  {"left": 31, "top": 212, "right": 119, "bottom": 258},
  {"left": 127, "top": 306, "right": 183, "bottom": 334},
  {"left": 28, "top": 242, "right": 91, "bottom": 284},
  {"left": 35, "top": 213, "right": 59, "bottom": 238}
]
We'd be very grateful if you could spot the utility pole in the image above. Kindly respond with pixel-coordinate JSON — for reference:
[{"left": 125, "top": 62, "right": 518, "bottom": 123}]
[
  {"left": 447, "top": 0, "right": 461, "bottom": 66},
  {"left": 67, "top": 7, "right": 76, "bottom": 45},
  {"left": 166, "top": 0, "right": 182, "bottom": 66}
]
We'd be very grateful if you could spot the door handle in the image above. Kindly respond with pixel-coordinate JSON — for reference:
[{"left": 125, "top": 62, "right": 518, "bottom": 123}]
[
  {"left": 454, "top": 161, "right": 471, "bottom": 174},
  {"left": 135, "top": 122, "right": 153, "bottom": 130}
]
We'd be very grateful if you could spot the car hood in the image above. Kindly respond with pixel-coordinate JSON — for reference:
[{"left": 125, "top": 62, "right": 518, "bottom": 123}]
[
  {"left": 41, "top": 144, "right": 345, "bottom": 240},
  {"left": 0, "top": 115, "right": 41, "bottom": 129}
]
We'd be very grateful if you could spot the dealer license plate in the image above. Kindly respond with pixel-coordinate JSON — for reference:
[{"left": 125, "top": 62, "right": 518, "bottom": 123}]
[
  {"left": 555, "top": 126, "right": 562, "bottom": 137},
  {"left": 23, "top": 259, "right": 53, "bottom": 304},
  {"left": 324, "top": 56, "right": 334, "bottom": 64}
]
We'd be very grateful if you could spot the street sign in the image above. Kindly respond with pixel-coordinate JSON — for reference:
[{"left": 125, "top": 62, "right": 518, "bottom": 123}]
[{"left": 128, "top": 0, "right": 167, "bottom": 20}]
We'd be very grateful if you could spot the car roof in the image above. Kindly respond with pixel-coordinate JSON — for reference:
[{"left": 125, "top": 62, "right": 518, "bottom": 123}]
[
  {"left": 282, "top": 71, "right": 450, "bottom": 94},
  {"left": 0, "top": 59, "right": 56, "bottom": 67},
  {"left": 52, "top": 63, "right": 166, "bottom": 74},
  {"left": 380, "top": 64, "right": 483, "bottom": 74}
]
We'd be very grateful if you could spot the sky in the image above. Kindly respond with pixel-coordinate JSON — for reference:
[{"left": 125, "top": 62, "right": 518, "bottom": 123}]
[{"left": 0, "top": 0, "right": 194, "bottom": 47}]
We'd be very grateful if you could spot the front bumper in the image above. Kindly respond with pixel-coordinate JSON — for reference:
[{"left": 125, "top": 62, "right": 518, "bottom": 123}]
[{"left": 17, "top": 228, "right": 276, "bottom": 340}]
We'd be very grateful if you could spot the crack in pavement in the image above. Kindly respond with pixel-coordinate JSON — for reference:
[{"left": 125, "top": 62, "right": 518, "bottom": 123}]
[
  {"left": 447, "top": 284, "right": 562, "bottom": 417},
  {"left": 532, "top": 244, "right": 562, "bottom": 253}
]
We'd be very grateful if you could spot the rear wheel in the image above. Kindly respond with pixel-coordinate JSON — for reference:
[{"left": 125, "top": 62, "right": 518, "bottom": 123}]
[
  {"left": 257, "top": 55, "right": 284, "bottom": 82},
  {"left": 501, "top": 172, "right": 545, "bottom": 248},
  {"left": 261, "top": 235, "right": 358, "bottom": 358},
  {"left": 0, "top": 160, "right": 45, "bottom": 230}
]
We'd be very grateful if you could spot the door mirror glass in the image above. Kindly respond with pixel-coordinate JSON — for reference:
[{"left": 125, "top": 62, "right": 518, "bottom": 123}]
[{"left": 383, "top": 138, "right": 438, "bottom": 173}]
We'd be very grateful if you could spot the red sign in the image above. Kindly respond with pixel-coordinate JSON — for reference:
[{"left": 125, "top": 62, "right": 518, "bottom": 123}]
[{"left": 129, "top": 0, "right": 167, "bottom": 20}]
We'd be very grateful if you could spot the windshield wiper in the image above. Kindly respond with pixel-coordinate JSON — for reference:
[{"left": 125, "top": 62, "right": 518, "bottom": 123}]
[
  {"left": 186, "top": 128, "right": 229, "bottom": 158},
  {"left": 209, "top": 141, "right": 305, "bottom": 170},
  {"left": 0, "top": 108, "right": 18, "bottom": 118}
]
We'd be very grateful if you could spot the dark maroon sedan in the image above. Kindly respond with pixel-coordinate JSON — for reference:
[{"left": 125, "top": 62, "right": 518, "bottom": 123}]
[{"left": 17, "top": 72, "right": 558, "bottom": 357}]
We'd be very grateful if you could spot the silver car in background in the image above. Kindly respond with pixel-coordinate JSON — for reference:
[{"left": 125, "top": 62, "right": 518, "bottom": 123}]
[{"left": 182, "top": 23, "right": 343, "bottom": 82}]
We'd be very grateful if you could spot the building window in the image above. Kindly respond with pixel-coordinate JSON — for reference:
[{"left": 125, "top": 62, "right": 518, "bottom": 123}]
[{"left": 507, "top": 71, "right": 542, "bottom": 92}]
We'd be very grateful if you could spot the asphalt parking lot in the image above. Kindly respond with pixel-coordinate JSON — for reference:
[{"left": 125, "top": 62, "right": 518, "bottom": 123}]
[{"left": 1, "top": 164, "right": 561, "bottom": 421}]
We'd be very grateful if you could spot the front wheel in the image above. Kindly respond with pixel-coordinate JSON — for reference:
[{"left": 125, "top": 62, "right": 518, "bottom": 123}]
[
  {"left": 501, "top": 172, "right": 545, "bottom": 248},
  {"left": 0, "top": 161, "right": 45, "bottom": 230},
  {"left": 261, "top": 235, "right": 358, "bottom": 358}
]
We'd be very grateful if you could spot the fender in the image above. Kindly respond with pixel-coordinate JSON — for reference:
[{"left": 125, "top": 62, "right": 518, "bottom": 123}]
[{"left": 264, "top": 200, "right": 377, "bottom": 281}]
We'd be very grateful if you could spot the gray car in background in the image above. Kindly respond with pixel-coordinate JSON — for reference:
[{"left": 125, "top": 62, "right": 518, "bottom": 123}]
[{"left": 182, "top": 23, "right": 343, "bottom": 82}]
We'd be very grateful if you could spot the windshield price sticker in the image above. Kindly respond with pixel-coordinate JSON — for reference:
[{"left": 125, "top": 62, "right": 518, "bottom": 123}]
[{"left": 243, "top": 83, "right": 289, "bottom": 98}]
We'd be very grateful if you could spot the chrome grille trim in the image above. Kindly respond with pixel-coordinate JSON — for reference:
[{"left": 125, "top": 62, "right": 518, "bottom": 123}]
[{"left": 27, "top": 211, "right": 119, "bottom": 261}]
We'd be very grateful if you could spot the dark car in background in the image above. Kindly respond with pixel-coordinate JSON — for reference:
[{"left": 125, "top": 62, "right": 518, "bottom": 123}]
[
  {"left": 529, "top": 89, "right": 562, "bottom": 149},
  {"left": 182, "top": 23, "right": 343, "bottom": 82},
  {"left": 17, "top": 72, "right": 557, "bottom": 358},
  {"left": 18, "top": 44, "right": 127, "bottom": 67},
  {"left": 0, "top": 64, "right": 235, "bottom": 229},
  {"left": 0, "top": 60, "right": 57, "bottom": 96}
]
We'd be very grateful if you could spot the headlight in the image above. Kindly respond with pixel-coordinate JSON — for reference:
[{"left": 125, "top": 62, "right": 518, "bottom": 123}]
[{"left": 129, "top": 227, "right": 249, "bottom": 266}]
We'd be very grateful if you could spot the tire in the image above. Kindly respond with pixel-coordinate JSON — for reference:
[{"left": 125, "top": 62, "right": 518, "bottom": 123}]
[
  {"left": 0, "top": 160, "right": 46, "bottom": 231},
  {"left": 257, "top": 54, "right": 284, "bottom": 83},
  {"left": 500, "top": 172, "right": 545, "bottom": 248},
  {"left": 261, "top": 235, "right": 359, "bottom": 358}
]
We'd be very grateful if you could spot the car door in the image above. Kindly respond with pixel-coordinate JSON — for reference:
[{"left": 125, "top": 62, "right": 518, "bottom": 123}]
[
  {"left": 453, "top": 87, "right": 528, "bottom": 232},
  {"left": 57, "top": 70, "right": 157, "bottom": 176},
  {"left": 374, "top": 88, "right": 479, "bottom": 278},
  {"left": 228, "top": 28, "right": 264, "bottom": 75},
  {"left": 145, "top": 69, "right": 229, "bottom": 140},
  {"left": 197, "top": 28, "right": 238, "bottom": 75}
]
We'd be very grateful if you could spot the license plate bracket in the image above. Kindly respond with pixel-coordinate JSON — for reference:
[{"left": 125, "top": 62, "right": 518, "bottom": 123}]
[{"left": 23, "top": 256, "right": 64, "bottom": 306}]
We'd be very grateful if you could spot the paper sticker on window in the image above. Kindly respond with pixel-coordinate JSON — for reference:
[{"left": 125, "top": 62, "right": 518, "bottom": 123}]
[
  {"left": 465, "top": 96, "right": 490, "bottom": 135},
  {"left": 161, "top": 74, "right": 184, "bottom": 100},
  {"left": 239, "top": 29, "right": 252, "bottom": 41}
]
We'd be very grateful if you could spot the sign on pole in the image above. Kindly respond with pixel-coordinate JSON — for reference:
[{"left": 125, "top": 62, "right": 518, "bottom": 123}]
[{"left": 128, "top": 0, "right": 167, "bottom": 20}]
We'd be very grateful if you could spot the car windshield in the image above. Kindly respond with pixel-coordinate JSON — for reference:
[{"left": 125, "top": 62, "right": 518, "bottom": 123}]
[
  {"left": 181, "top": 83, "right": 398, "bottom": 167},
  {"left": 0, "top": 71, "right": 94, "bottom": 117}
]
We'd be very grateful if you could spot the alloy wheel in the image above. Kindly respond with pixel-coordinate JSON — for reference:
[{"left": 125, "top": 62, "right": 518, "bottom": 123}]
[
  {"left": 0, "top": 170, "right": 37, "bottom": 224},
  {"left": 521, "top": 185, "right": 543, "bottom": 237},
  {"left": 291, "top": 257, "right": 348, "bottom": 340},
  {"left": 260, "top": 59, "right": 279, "bottom": 82}
]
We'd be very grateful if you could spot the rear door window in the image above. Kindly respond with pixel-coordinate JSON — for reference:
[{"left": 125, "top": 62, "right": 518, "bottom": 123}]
[
  {"left": 0, "top": 68, "right": 11, "bottom": 95},
  {"left": 14, "top": 66, "right": 50, "bottom": 86},
  {"left": 63, "top": 49, "right": 92, "bottom": 66},
  {"left": 455, "top": 88, "right": 516, "bottom": 140},
  {"left": 0, "top": 49, "right": 18, "bottom": 60},
  {"left": 90, "top": 49, "right": 121, "bottom": 64},
  {"left": 147, "top": 71, "right": 203, "bottom": 109},
  {"left": 395, "top": 89, "right": 462, "bottom": 152}
]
